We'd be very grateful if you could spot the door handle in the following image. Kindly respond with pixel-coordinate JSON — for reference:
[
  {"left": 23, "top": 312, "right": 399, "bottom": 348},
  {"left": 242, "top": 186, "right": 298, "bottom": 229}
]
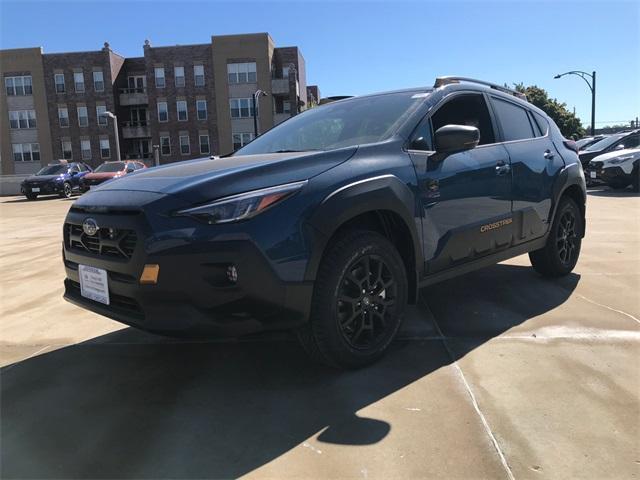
[
  {"left": 495, "top": 160, "right": 511, "bottom": 175},
  {"left": 544, "top": 149, "right": 555, "bottom": 160}
]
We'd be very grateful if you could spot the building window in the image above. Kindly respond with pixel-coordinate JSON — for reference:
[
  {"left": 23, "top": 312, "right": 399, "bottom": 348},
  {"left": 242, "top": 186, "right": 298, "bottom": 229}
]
[
  {"left": 81, "top": 140, "right": 91, "bottom": 160},
  {"left": 93, "top": 71, "right": 105, "bottom": 92},
  {"left": 232, "top": 132, "right": 254, "bottom": 150},
  {"left": 12, "top": 143, "right": 40, "bottom": 162},
  {"left": 199, "top": 134, "right": 210, "bottom": 154},
  {"left": 54, "top": 73, "right": 65, "bottom": 93},
  {"left": 160, "top": 136, "right": 171, "bottom": 155},
  {"left": 74, "top": 72, "right": 85, "bottom": 93},
  {"left": 283, "top": 101, "right": 291, "bottom": 114},
  {"left": 8, "top": 110, "right": 36, "bottom": 129},
  {"left": 77, "top": 106, "right": 88, "bottom": 127},
  {"left": 5, "top": 75, "right": 32, "bottom": 96},
  {"left": 157, "top": 101, "right": 168, "bottom": 122},
  {"left": 179, "top": 135, "right": 190, "bottom": 154},
  {"left": 58, "top": 107, "right": 69, "bottom": 127},
  {"left": 196, "top": 99, "right": 207, "bottom": 120},
  {"left": 155, "top": 67, "right": 165, "bottom": 88},
  {"left": 174, "top": 66, "right": 185, "bottom": 87},
  {"left": 62, "top": 140, "right": 72, "bottom": 160},
  {"left": 96, "top": 105, "right": 107, "bottom": 126},
  {"left": 282, "top": 66, "right": 290, "bottom": 78},
  {"left": 194, "top": 65, "right": 205, "bottom": 86},
  {"left": 227, "top": 62, "right": 257, "bottom": 84},
  {"left": 99, "top": 139, "right": 110, "bottom": 158},
  {"left": 177, "top": 100, "right": 188, "bottom": 121},
  {"left": 229, "top": 98, "right": 255, "bottom": 118}
]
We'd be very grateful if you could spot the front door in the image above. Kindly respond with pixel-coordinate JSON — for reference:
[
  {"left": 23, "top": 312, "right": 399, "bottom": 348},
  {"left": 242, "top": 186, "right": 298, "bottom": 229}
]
[{"left": 408, "top": 93, "right": 513, "bottom": 274}]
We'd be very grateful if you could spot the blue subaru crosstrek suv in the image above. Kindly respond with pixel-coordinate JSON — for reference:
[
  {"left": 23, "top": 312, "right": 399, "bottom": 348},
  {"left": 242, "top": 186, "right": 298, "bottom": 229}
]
[
  {"left": 22, "top": 161, "right": 92, "bottom": 199},
  {"left": 63, "top": 77, "right": 586, "bottom": 368}
]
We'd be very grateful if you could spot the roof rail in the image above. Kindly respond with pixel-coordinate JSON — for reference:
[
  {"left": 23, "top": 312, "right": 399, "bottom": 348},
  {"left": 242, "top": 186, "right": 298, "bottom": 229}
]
[{"left": 434, "top": 76, "right": 528, "bottom": 101}]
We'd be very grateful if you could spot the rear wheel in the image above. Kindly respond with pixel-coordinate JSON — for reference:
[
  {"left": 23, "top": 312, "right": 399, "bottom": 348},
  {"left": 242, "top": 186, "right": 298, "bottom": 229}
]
[
  {"left": 297, "top": 230, "right": 407, "bottom": 369},
  {"left": 529, "top": 197, "right": 582, "bottom": 277},
  {"left": 25, "top": 193, "right": 37, "bottom": 200}
]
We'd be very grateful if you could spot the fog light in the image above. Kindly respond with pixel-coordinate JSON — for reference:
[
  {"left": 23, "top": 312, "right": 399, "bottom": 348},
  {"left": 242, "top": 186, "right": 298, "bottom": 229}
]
[
  {"left": 140, "top": 264, "right": 160, "bottom": 284},
  {"left": 226, "top": 265, "right": 238, "bottom": 284}
]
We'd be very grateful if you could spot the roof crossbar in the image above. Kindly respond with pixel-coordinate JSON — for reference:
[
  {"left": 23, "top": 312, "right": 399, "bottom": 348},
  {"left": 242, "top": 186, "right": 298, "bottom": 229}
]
[{"left": 434, "top": 76, "right": 528, "bottom": 101}]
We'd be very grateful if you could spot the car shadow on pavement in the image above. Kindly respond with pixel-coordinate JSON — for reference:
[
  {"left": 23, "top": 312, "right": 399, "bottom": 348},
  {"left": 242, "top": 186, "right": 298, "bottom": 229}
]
[
  {"left": 1, "top": 264, "right": 579, "bottom": 479},
  {"left": 1, "top": 196, "right": 67, "bottom": 203},
  {"left": 587, "top": 187, "right": 639, "bottom": 197}
]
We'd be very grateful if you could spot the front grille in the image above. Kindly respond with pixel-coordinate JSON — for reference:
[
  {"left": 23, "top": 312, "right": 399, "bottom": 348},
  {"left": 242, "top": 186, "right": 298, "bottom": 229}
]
[
  {"left": 67, "top": 280, "right": 143, "bottom": 318},
  {"left": 589, "top": 161, "right": 603, "bottom": 170},
  {"left": 65, "top": 223, "right": 137, "bottom": 259}
]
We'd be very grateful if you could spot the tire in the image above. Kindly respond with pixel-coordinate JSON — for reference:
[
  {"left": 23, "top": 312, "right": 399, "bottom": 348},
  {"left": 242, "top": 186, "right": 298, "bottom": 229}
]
[
  {"left": 632, "top": 166, "right": 639, "bottom": 192},
  {"left": 297, "top": 229, "right": 408, "bottom": 369},
  {"left": 529, "top": 197, "right": 582, "bottom": 277},
  {"left": 25, "top": 193, "right": 37, "bottom": 200},
  {"left": 60, "top": 182, "right": 73, "bottom": 198}
]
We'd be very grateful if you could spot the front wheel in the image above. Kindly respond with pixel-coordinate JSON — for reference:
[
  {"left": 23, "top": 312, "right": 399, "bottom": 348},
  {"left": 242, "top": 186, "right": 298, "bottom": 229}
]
[
  {"left": 297, "top": 230, "right": 408, "bottom": 369},
  {"left": 60, "top": 182, "right": 73, "bottom": 198},
  {"left": 25, "top": 193, "right": 37, "bottom": 200},
  {"left": 529, "top": 197, "right": 582, "bottom": 277}
]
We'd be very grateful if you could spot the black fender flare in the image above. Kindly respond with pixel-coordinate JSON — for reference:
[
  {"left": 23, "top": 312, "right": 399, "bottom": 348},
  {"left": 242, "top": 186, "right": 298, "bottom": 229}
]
[
  {"left": 304, "top": 174, "right": 423, "bottom": 284},
  {"left": 550, "top": 162, "right": 587, "bottom": 237}
]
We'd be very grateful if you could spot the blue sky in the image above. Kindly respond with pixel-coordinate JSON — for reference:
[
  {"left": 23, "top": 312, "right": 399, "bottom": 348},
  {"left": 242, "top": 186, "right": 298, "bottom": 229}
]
[{"left": 1, "top": 0, "right": 638, "bottom": 128}]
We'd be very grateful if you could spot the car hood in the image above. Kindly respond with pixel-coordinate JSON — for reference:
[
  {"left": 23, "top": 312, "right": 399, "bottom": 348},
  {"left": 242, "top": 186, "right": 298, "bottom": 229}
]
[
  {"left": 80, "top": 148, "right": 357, "bottom": 205},
  {"left": 591, "top": 148, "right": 640, "bottom": 164},
  {"left": 23, "top": 175, "right": 63, "bottom": 183}
]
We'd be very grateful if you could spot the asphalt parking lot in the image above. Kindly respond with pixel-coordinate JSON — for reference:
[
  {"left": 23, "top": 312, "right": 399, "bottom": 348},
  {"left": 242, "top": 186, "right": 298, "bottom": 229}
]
[{"left": 1, "top": 188, "right": 638, "bottom": 479}]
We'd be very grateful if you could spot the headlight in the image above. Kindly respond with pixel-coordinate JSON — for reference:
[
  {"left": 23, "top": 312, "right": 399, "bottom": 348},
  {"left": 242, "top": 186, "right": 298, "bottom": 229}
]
[
  {"left": 176, "top": 180, "right": 307, "bottom": 224},
  {"left": 608, "top": 156, "right": 633, "bottom": 165}
]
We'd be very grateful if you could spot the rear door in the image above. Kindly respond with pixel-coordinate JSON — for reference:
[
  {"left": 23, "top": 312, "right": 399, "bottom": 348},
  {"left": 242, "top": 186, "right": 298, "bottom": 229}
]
[
  {"left": 408, "top": 92, "right": 513, "bottom": 274},
  {"left": 489, "top": 97, "right": 563, "bottom": 243}
]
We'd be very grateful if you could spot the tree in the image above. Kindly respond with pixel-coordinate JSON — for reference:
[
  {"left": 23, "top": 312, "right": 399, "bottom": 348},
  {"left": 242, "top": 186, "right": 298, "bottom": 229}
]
[{"left": 514, "top": 84, "right": 585, "bottom": 139}]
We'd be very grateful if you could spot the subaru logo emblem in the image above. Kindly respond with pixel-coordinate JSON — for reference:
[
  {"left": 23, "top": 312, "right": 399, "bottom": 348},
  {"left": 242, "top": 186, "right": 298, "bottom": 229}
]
[{"left": 82, "top": 218, "right": 99, "bottom": 236}]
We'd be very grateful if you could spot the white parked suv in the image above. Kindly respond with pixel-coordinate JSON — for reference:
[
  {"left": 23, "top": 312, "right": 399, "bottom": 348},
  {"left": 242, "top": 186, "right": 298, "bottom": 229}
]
[{"left": 586, "top": 148, "right": 640, "bottom": 191}]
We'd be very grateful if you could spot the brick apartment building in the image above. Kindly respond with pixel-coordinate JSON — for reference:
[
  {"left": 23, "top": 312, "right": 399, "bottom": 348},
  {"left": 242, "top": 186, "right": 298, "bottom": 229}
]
[{"left": 0, "top": 33, "right": 314, "bottom": 184}]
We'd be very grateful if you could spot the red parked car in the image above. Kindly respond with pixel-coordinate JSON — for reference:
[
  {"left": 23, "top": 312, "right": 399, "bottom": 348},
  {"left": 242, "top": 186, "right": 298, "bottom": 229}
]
[{"left": 80, "top": 161, "right": 146, "bottom": 192}]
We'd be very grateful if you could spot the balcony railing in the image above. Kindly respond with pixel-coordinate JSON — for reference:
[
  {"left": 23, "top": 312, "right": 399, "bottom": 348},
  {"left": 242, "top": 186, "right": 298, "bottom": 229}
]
[
  {"left": 119, "top": 87, "right": 148, "bottom": 106},
  {"left": 121, "top": 121, "right": 151, "bottom": 139}
]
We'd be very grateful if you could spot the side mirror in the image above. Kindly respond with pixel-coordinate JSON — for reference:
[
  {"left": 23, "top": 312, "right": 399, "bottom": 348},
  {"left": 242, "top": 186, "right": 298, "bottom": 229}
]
[
  {"left": 409, "top": 136, "right": 431, "bottom": 151},
  {"left": 614, "top": 144, "right": 625, "bottom": 151},
  {"left": 434, "top": 124, "right": 480, "bottom": 154}
]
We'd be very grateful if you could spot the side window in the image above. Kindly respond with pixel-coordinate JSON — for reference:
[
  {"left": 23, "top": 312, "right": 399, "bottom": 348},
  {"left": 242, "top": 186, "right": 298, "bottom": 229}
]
[
  {"left": 491, "top": 97, "right": 535, "bottom": 141},
  {"left": 532, "top": 111, "right": 549, "bottom": 136},
  {"left": 409, "top": 115, "right": 433, "bottom": 150},
  {"left": 430, "top": 93, "right": 496, "bottom": 145},
  {"left": 527, "top": 112, "right": 542, "bottom": 137},
  {"left": 619, "top": 135, "right": 640, "bottom": 150}
]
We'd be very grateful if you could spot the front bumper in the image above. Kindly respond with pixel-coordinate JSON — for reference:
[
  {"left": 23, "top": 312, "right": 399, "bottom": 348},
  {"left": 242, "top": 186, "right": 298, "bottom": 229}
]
[
  {"left": 21, "top": 182, "right": 63, "bottom": 195},
  {"left": 62, "top": 207, "right": 313, "bottom": 337}
]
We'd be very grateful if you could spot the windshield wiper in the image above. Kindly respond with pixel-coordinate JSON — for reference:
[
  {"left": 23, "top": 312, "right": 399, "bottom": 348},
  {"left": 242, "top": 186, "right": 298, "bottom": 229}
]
[{"left": 269, "top": 149, "right": 319, "bottom": 153}]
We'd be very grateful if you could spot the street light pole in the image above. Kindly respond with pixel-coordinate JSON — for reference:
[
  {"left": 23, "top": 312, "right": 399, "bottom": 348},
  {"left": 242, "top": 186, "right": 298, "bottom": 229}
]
[
  {"left": 252, "top": 89, "right": 267, "bottom": 139},
  {"left": 554, "top": 70, "right": 596, "bottom": 136},
  {"left": 104, "top": 111, "right": 121, "bottom": 161}
]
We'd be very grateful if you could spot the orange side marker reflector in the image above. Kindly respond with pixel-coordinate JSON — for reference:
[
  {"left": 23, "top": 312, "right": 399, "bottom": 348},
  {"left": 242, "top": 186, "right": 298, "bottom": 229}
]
[{"left": 140, "top": 264, "right": 160, "bottom": 285}]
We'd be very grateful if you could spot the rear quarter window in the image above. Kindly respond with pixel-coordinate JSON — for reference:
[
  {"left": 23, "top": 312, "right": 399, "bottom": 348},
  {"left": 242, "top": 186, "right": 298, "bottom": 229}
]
[{"left": 491, "top": 97, "right": 535, "bottom": 141}]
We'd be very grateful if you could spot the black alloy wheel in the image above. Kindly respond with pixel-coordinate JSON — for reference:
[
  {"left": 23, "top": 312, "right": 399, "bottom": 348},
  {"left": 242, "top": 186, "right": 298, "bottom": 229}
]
[
  {"left": 337, "top": 254, "right": 398, "bottom": 350},
  {"left": 556, "top": 210, "right": 578, "bottom": 267}
]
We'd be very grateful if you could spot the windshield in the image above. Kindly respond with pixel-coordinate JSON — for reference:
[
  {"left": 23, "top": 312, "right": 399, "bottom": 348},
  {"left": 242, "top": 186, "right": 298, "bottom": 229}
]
[
  {"left": 36, "top": 165, "right": 67, "bottom": 175},
  {"left": 583, "top": 134, "right": 623, "bottom": 152},
  {"left": 95, "top": 162, "right": 125, "bottom": 173},
  {"left": 236, "top": 91, "right": 427, "bottom": 155},
  {"left": 575, "top": 138, "right": 595, "bottom": 149}
]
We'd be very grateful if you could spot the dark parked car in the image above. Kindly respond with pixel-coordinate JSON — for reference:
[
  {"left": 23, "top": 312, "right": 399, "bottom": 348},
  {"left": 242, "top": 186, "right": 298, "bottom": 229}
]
[
  {"left": 578, "top": 130, "right": 640, "bottom": 173},
  {"left": 21, "top": 161, "right": 92, "bottom": 200},
  {"left": 80, "top": 161, "right": 146, "bottom": 192},
  {"left": 63, "top": 77, "right": 586, "bottom": 368},
  {"left": 575, "top": 135, "right": 606, "bottom": 151}
]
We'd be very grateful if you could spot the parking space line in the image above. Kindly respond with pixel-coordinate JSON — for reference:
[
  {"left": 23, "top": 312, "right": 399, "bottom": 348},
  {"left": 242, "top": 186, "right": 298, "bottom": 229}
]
[
  {"left": 575, "top": 294, "right": 640, "bottom": 325},
  {"left": 419, "top": 296, "right": 516, "bottom": 480}
]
